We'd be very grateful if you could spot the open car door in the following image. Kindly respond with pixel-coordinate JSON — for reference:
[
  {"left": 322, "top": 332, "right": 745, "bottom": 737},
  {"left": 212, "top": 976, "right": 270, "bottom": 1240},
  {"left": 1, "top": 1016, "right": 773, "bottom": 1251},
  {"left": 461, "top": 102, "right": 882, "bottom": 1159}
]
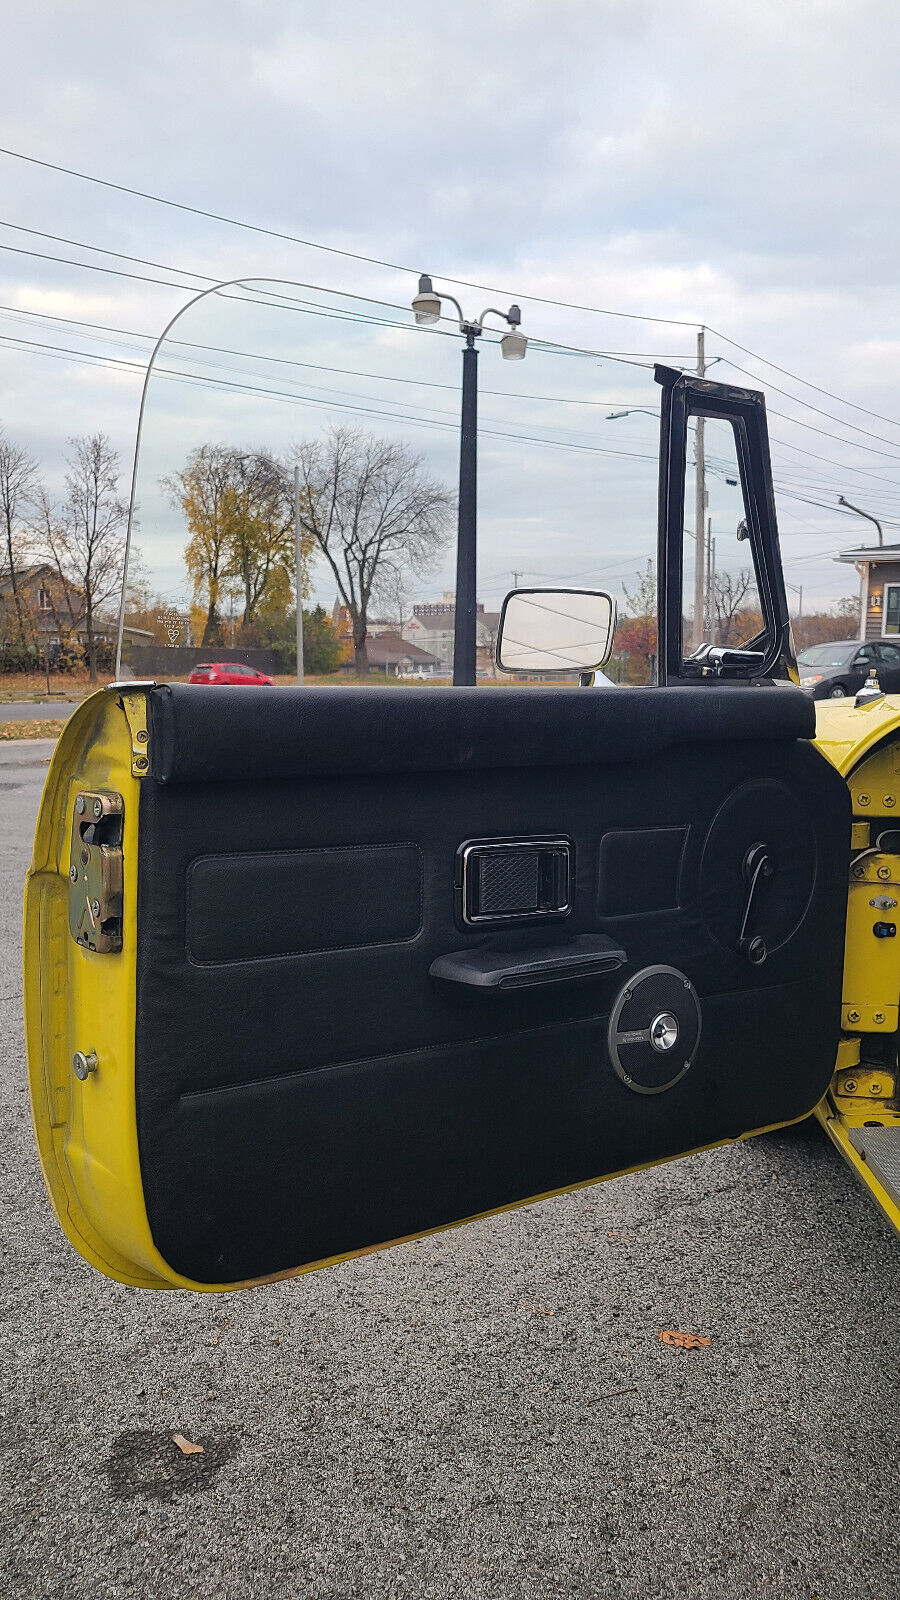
[{"left": 24, "top": 293, "right": 851, "bottom": 1291}]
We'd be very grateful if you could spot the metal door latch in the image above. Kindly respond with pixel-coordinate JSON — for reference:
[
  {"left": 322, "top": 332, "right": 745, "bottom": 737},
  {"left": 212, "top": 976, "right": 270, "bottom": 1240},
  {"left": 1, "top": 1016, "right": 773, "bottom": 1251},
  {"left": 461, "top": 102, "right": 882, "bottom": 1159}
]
[{"left": 68, "top": 791, "right": 124, "bottom": 953}]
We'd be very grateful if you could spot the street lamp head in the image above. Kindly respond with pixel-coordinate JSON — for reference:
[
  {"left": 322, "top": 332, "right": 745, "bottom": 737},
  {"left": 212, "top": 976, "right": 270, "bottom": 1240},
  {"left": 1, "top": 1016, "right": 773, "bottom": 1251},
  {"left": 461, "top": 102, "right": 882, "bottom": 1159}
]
[
  {"left": 499, "top": 303, "right": 526, "bottom": 359},
  {"left": 412, "top": 273, "right": 441, "bottom": 325},
  {"left": 500, "top": 328, "right": 527, "bottom": 361}
]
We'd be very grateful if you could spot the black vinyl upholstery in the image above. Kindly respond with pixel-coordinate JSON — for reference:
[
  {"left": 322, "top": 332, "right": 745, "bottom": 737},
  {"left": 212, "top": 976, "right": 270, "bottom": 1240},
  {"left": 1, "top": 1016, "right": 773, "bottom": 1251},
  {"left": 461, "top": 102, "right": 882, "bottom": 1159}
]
[{"left": 135, "top": 684, "right": 848, "bottom": 1285}]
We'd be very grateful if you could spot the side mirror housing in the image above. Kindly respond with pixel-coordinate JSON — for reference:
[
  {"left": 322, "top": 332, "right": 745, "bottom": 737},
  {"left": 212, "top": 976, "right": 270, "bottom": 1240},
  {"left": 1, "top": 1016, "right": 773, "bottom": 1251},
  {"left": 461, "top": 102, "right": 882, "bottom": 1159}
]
[{"left": 495, "top": 588, "right": 617, "bottom": 675}]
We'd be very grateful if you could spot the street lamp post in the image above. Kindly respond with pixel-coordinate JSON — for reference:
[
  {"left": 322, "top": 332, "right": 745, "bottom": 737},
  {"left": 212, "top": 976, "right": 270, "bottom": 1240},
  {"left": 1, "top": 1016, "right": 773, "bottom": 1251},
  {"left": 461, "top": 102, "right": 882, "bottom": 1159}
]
[{"left": 412, "top": 274, "right": 526, "bottom": 685}]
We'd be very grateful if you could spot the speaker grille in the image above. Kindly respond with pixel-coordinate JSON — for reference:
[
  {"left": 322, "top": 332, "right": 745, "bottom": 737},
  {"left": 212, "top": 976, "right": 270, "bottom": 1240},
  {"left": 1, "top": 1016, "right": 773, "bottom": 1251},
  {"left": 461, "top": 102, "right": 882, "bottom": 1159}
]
[{"left": 607, "top": 965, "right": 701, "bottom": 1095}]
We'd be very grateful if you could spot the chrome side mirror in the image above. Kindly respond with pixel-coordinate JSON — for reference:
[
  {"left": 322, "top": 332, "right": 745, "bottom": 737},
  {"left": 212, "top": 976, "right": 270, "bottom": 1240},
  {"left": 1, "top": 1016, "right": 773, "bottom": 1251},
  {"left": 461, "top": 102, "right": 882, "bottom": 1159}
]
[{"left": 495, "top": 588, "right": 617, "bottom": 675}]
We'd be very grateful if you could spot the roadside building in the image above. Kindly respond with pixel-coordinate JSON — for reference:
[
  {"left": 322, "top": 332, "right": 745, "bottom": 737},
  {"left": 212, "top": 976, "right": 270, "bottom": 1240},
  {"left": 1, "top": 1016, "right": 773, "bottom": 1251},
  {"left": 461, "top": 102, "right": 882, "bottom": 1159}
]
[
  {"left": 0, "top": 562, "right": 152, "bottom": 662},
  {"left": 405, "top": 593, "right": 501, "bottom": 676},
  {"left": 836, "top": 545, "right": 900, "bottom": 641},
  {"left": 337, "top": 630, "right": 440, "bottom": 677}
]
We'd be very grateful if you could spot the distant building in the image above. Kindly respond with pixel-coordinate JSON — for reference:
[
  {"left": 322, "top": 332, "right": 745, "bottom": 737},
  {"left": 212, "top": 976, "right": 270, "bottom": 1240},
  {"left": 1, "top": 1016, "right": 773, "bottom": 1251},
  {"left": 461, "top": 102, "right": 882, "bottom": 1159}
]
[
  {"left": 338, "top": 630, "right": 440, "bottom": 676},
  {"left": 836, "top": 545, "right": 900, "bottom": 640},
  {"left": 330, "top": 591, "right": 500, "bottom": 676},
  {"left": 0, "top": 563, "right": 152, "bottom": 657},
  {"left": 405, "top": 592, "right": 501, "bottom": 676}
]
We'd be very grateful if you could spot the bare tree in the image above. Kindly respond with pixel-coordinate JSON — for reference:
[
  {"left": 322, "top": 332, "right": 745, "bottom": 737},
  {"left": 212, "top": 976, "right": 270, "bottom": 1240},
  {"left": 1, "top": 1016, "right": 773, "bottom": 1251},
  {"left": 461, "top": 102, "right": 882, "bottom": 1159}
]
[
  {"left": 37, "top": 435, "right": 128, "bottom": 682},
  {"left": 622, "top": 558, "right": 656, "bottom": 618},
  {"left": 290, "top": 426, "right": 453, "bottom": 673},
  {"left": 0, "top": 425, "right": 39, "bottom": 647},
  {"left": 712, "top": 567, "right": 754, "bottom": 646}
]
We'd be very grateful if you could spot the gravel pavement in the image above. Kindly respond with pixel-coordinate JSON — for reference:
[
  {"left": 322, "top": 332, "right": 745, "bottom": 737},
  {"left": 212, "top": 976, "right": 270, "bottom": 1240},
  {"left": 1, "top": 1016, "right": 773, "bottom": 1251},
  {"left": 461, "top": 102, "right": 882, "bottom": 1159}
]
[{"left": 2, "top": 738, "right": 898, "bottom": 1600}]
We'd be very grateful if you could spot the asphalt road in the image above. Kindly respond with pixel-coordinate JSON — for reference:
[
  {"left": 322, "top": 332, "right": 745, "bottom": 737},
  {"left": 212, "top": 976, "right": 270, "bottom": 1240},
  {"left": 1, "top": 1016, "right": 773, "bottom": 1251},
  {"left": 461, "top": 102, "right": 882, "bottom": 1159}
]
[
  {"left": 2, "top": 737, "right": 899, "bottom": 1600},
  {"left": 0, "top": 701, "right": 80, "bottom": 719}
]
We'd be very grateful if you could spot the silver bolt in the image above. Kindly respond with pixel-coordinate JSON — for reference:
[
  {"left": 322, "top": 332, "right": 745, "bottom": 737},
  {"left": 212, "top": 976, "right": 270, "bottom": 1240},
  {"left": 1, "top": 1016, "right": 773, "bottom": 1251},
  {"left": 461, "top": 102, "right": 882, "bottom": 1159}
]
[
  {"left": 69, "top": 865, "right": 78, "bottom": 882},
  {"left": 75, "top": 795, "right": 85, "bottom": 815},
  {"left": 72, "top": 1050, "right": 98, "bottom": 1081},
  {"left": 623, "top": 988, "right": 632, "bottom": 1001},
  {"left": 90, "top": 899, "right": 101, "bottom": 917},
  {"left": 93, "top": 798, "right": 103, "bottom": 819}
]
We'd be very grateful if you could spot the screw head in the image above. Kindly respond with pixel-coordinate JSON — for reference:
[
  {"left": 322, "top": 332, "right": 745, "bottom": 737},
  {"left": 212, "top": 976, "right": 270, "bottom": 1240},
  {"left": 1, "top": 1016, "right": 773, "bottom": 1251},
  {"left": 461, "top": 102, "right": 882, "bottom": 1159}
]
[
  {"left": 847, "top": 1009, "right": 861, "bottom": 1024},
  {"left": 858, "top": 793, "right": 871, "bottom": 806},
  {"left": 871, "top": 1083, "right": 883, "bottom": 1094},
  {"left": 92, "top": 798, "right": 103, "bottom": 819},
  {"left": 622, "top": 988, "right": 632, "bottom": 1001},
  {"left": 877, "top": 865, "right": 892, "bottom": 880},
  {"left": 136, "top": 728, "right": 148, "bottom": 743},
  {"left": 874, "top": 1011, "right": 886, "bottom": 1024},
  {"left": 90, "top": 898, "right": 101, "bottom": 917},
  {"left": 884, "top": 795, "right": 896, "bottom": 809},
  {"left": 68, "top": 865, "right": 78, "bottom": 882},
  {"left": 72, "top": 1050, "right": 98, "bottom": 1081},
  {"left": 134, "top": 755, "right": 149, "bottom": 772},
  {"left": 844, "top": 1079, "right": 858, "bottom": 1094},
  {"left": 853, "top": 864, "right": 866, "bottom": 879},
  {"left": 75, "top": 795, "right": 85, "bottom": 814}
]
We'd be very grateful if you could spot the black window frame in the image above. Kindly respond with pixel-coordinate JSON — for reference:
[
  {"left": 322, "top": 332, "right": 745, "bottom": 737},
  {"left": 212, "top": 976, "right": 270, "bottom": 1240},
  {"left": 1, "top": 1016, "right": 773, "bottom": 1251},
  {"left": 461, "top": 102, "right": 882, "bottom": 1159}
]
[{"left": 655, "top": 365, "right": 795, "bottom": 687}]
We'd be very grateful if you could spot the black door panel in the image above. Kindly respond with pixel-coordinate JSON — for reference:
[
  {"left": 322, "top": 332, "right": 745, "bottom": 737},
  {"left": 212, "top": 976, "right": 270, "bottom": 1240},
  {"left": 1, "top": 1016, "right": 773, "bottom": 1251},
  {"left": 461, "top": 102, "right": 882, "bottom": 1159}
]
[{"left": 135, "top": 685, "right": 849, "bottom": 1286}]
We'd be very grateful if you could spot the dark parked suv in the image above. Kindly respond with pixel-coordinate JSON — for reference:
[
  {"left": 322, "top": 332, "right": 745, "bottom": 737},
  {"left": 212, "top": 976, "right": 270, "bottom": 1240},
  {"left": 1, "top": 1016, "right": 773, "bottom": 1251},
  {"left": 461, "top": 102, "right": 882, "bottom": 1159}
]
[{"left": 797, "top": 639, "right": 900, "bottom": 698}]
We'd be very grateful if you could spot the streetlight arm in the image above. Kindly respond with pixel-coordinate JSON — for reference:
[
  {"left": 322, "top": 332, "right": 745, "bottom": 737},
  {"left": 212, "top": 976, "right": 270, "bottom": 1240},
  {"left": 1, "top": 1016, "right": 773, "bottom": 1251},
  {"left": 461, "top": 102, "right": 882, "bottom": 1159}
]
[
  {"left": 475, "top": 306, "right": 519, "bottom": 332},
  {"left": 838, "top": 494, "right": 884, "bottom": 547},
  {"left": 436, "top": 289, "right": 466, "bottom": 329}
]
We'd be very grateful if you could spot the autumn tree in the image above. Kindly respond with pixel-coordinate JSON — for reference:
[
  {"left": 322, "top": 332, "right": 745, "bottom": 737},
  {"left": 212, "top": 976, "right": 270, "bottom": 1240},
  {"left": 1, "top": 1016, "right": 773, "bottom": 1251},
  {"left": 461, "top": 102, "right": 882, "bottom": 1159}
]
[
  {"left": 289, "top": 426, "right": 452, "bottom": 674},
  {"left": 613, "top": 559, "right": 657, "bottom": 683},
  {"left": 793, "top": 595, "right": 861, "bottom": 651},
  {"left": 164, "top": 445, "right": 237, "bottom": 646},
  {"left": 165, "top": 445, "right": 311, "bottom": 645},
  {"left": 0, "top": 425, "right": 39, "bottom": 648}
]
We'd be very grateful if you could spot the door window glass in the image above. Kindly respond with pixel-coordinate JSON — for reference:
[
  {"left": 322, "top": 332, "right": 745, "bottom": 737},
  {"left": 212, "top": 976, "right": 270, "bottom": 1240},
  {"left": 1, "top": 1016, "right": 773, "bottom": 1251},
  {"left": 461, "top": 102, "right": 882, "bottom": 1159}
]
[
  {"left": 884, "top": 585, "right": 900, "bottom": 636},
  {"left": 682, "top": 417, "right": 762, "bottom": 661}
]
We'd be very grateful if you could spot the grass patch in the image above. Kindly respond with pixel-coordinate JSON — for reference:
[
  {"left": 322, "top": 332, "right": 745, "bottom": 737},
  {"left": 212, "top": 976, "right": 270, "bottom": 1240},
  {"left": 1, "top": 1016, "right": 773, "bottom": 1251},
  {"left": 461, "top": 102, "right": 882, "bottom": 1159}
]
[{"left": 0, "top": 719, "right": 66, "bottom": 741}]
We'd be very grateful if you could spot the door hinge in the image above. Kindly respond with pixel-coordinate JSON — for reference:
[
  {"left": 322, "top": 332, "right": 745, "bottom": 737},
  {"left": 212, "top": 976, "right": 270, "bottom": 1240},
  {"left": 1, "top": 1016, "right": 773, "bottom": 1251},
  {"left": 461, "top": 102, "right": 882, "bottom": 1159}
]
[
  {"left": 69, "top": 791, "right": 124, "bottom": 953},
  {"left": 118, "top": 690, "right": 151, "bottom": 776}
]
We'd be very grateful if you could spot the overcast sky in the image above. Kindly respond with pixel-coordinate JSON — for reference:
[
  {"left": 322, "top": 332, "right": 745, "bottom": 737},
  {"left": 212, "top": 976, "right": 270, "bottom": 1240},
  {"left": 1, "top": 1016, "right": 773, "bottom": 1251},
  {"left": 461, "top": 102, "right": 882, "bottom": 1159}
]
[{"left": 2, "top": 0, "right": 900, "bottom": 616}]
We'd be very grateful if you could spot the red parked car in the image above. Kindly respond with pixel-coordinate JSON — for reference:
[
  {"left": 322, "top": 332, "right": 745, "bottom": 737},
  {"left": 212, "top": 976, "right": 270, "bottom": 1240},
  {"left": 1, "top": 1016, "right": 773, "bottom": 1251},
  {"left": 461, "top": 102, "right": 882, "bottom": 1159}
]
[{"left": 188, "top": 662, "right": 275, "bottom": 686}]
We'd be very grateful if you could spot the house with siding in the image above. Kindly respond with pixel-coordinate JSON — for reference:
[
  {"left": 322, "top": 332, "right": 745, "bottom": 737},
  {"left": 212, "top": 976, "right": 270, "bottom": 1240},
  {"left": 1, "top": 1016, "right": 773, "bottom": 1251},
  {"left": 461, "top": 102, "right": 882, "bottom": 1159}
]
[{"left": 836, "top": 545, "right": 900, "bottom": 641}]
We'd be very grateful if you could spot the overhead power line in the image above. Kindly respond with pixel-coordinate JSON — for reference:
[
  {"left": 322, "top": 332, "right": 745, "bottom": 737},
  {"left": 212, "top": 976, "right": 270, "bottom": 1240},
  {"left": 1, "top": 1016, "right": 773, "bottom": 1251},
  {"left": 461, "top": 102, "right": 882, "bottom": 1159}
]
[
  {"left": 5, "top": 219, "right": 900, "bottom": 471},
  {"left": 707, "top": 324, "right": 900, "bottom": 432},
  {"left": 5, "top": 145, "right": 898, "bottom": 439},
  {"left": 0, "top": 145, "right": 699, "bottom": 330}
]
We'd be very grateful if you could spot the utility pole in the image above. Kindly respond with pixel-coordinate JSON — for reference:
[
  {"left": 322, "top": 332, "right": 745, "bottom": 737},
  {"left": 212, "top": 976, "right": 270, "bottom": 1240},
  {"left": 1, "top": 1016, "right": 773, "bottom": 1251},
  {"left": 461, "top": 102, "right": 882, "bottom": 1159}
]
[
  {"left": 293, "top": 465, "right": 304, "bottom": 685},
  {"left": 705, "top": 517, "right": 714, "bottom": 639},
  {"left": 692, "top": 326, "right": 706, "bottom": 650},
  {"left": 512, "top": 570, "right": 523, "bottom": 589}
]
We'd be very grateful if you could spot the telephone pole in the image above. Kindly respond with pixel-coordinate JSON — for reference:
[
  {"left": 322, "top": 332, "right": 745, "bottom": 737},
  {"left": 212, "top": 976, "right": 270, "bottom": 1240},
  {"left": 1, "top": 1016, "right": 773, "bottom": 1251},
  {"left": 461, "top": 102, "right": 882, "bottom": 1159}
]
[
  {"left": 692, "top": 326, "right": 706, "bottom": 650},
  {"left": 294, "top": 465, "right": 305, "bottom": 685}
]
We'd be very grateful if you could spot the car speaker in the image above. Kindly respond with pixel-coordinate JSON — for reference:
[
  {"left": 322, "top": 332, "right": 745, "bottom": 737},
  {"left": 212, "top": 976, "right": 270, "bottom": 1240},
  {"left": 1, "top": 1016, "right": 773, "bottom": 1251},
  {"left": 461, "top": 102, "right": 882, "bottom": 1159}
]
[{"left": 607, "top": 965, "right": 701, "bottom": 1095}]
